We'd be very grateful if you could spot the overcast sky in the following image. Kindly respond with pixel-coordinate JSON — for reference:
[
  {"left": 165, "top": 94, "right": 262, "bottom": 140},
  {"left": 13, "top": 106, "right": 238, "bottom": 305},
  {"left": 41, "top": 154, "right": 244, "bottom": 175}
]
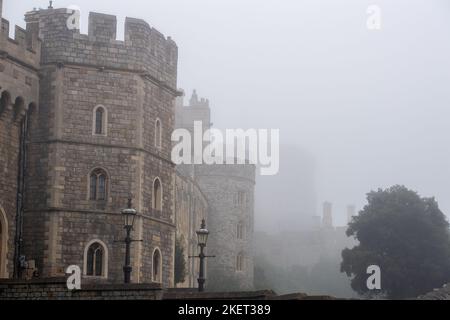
[{"left": 4, "top": 0, "right": 450, "bottom": 229}]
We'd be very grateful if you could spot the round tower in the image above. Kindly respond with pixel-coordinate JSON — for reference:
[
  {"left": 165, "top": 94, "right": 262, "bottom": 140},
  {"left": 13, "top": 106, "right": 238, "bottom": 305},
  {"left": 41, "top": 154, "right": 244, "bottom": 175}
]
[{"left": 194, "top": 163, "right": 255, "bottom": 291}]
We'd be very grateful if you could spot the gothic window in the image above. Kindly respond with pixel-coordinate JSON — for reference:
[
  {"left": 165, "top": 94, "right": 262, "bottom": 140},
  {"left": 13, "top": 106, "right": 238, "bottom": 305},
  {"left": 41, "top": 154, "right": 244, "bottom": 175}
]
[
  {"left": 152, "top": 248, "right": 162, "bottom": 282},
  {"left": 0, "top": 91, "right": 11, "bottom": 116},
  {"left": 85, "top": 242, "right": 106, "bottom": 277},
  {"left": 237, "top": 222, "right": 244, "bottom": 240},
  {"left": 236, "top": 191, "right": 246, "bottom": 207},
  {"left": 13, "top": 96, "right": 24, "bottom": 120},
  {"left": 93, "top": 105, "right": 107, "bottom": 136},
  {"left": 152, "top": 178, "right": 162, "bottom": 211},
  {"left": 89, "top": 168, "right": 108, "bottom": 201},
  {"left": 155, "top": 118, "right": 162, "bottom": 148},
  {"left": 236, "top": 253, "right": 244, "bottom": 272}
]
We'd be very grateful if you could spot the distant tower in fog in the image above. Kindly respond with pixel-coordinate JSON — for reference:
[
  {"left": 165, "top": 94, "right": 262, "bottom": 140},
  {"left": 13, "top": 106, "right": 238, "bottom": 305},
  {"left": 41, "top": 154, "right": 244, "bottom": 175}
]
[
  {"left": 322, "top": 202, "right": 333, "bottom": 228},
  {"left": 175, "top": 89, "right": 211, "bottom": 134},
  {"left": 347, "top": 205, "right": 356, "bottom": 224}
]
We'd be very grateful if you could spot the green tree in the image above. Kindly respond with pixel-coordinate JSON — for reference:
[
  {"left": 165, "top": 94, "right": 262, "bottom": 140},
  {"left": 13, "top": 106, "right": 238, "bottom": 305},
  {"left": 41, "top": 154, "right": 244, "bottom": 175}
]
[
  {"left": 174, "top": 237, "right": 186, "bottom": 285},
  {"left": 341, "top": 185, "right": 450, "bottom": 299}
]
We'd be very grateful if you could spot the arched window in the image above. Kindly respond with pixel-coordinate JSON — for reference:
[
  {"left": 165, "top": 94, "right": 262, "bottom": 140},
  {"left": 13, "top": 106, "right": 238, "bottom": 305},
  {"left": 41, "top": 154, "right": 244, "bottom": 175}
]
[
  {"left": 0, "top": 91, "right": 11, "bottom": 115},
  {"left": 93, "top": 105, "right": 107, "bottom": 136},
  {"left": 236, "top": 253, "right": 244, "bottom": 272},
  {"left": 0, "top": 206, "right": 8, "bottom": 278},
  {"left": 155, "top": 118, "right": 162, "bottom": 148},
  {"left": 13, "top": 96, "right": 25, "bottom": 120},
  {"left": 152, "top": 248, "right": 162, "bottom": 283},
  {"left": 236, "top": 191, "right": 246, "bottom": 207},
  {"left": 89, "top": 168, "right": 108, "bottom": 201},
  {"left": 152, "top": 178, "right": 162, "bottom": 211},
  {"left": 84, "top": 240, "right": 108, "bottom": 277},
  {"left": 237, "top": 222, "right": 244, "bottom": 240}
]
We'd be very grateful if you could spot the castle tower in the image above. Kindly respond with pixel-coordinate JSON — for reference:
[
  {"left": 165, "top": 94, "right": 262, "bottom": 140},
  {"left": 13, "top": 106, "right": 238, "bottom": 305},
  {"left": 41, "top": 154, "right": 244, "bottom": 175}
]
[
  {"left": 20, "top": 6, "right": 178, "bottom": 286},
  {"left": 322, "top": 202, "right": 333, "bottom": 229},
  {"left": 175, "top": 89, "right": 211, "bottom": 134},
  {"left": 175, "top": 91, "right": 255, "bottom": 291},
  {"left": 194, "top": 163, "right": 256, "bottom": 291},
  {"left": 0, "top": 0, "right": 40, "bottom": 279}
]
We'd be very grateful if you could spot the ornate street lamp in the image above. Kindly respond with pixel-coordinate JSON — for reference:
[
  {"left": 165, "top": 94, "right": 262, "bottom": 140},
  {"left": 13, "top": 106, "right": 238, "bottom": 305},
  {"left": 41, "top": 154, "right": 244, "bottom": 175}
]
[
  {"left": 196, "top": 220, "right": 209, "bottom": 247},
  {"left": 121, "top": 198, "right": 137, "bottom": 284},
  {"left": 194, "top": 219, "right": 215, "bottom": 292}
]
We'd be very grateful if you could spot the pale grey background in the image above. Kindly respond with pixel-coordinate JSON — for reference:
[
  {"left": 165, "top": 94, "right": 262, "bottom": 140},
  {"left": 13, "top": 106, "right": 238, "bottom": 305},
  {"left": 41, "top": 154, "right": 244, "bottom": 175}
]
[{"left": 4, "top": 0, "right": 450, "bottom": 231}]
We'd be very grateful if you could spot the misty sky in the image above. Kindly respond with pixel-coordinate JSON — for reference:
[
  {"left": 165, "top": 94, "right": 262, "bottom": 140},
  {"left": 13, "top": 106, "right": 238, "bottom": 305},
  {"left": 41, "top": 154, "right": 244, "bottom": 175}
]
[{"left": 4, "top": 0, "right": 450, "bottom": 229}]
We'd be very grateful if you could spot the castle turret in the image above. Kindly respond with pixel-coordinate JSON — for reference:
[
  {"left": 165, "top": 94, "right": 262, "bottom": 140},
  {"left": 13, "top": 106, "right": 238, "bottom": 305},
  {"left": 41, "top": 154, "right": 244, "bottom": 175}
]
[
  {"left": 175, "top": 90, "right": 211, "bottom": 133},
  {"left": 189, "top": 89, "right": 199, "bottom": 106},
  {"left": 194, "top": 163, "right": 256, "bottom": 291}
]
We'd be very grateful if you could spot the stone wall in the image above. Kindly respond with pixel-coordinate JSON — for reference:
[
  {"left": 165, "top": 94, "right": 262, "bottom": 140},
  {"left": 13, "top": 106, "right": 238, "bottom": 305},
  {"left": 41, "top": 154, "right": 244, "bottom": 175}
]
[
  {"left": 0, "top": 278, "right": 341, "bottom": 300},
  {"left": 14, "top": 6, "right": 179, "bottom": 287},
  {"left": 0, "top": 0, "right": 40, "bottom": 278},
  {"left": 174, "top": 170, "right": 208, "bottom": 288},
  {"left": 194, "top": 163, "right": 256, "bottom": 291},
  {"left": 0, "top": 278, "right": 163, "bottom": 300}
]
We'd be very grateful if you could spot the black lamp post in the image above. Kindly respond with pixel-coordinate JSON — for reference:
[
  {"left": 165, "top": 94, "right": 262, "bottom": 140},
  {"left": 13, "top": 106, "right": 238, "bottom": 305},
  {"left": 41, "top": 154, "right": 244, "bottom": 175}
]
[
  {"left": 121, "top": 198, "right": 137, "bottom": 284},
  {"left": 195, "top": 219, "right": 215, "bottom": 292}
]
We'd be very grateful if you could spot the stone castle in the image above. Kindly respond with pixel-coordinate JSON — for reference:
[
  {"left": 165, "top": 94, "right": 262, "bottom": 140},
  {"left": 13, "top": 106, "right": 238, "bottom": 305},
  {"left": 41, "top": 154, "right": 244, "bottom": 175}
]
[{"left": 0, "top": 1, "right": 254, "bottom": 290}]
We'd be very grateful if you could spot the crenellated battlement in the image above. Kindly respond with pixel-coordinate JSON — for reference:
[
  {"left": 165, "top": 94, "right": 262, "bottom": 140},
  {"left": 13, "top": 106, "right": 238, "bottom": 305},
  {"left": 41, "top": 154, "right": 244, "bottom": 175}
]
[
  {"left": 0, "top": 1, "right": 41, "bottom": 70},
  {"left": 24, "top": 7, "right": 178, "bottom": 89}
]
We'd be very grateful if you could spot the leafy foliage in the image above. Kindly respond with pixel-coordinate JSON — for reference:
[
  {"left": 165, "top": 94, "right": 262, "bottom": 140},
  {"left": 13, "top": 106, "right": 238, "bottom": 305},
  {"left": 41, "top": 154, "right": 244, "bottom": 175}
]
[
  {"left": 341, "top": 185, "right": 450, "bottom": 299},
  {"left": 174, "top": 237, "right": 186, "bottom": 285}
]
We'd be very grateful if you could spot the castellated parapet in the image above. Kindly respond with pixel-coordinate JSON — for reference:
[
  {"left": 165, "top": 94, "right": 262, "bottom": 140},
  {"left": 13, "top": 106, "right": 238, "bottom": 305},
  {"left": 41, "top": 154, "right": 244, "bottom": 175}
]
[
  {"left": 24, "top": 8, "right": 178, "bottom": 90},
  {"left": 0, "top": 1, "right": 40, "bottom": 106}
]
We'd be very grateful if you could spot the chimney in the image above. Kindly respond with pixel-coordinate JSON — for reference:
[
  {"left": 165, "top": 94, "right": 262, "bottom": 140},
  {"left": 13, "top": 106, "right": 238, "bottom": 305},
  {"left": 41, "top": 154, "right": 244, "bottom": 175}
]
[
  {"left": 322, "top": 202, "right": 333, "bottom": 228},
  {"left": 0, "top": 0, "right": 3, "bottom": 19}
]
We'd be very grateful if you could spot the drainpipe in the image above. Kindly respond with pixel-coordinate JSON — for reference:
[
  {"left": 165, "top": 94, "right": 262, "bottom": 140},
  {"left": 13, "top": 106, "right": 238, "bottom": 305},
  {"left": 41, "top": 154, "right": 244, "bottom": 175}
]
[{"left": 13, "top": 112, "right": 29, "bottom": 279}]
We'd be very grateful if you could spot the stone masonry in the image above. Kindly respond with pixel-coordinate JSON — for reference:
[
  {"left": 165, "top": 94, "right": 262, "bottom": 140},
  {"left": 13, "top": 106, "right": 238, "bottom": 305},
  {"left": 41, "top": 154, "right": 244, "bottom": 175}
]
[
  {"left": 174, "top": 171, "right": 208, "bottom": 288},
  {"left": 175, "top": 91, "right": 256, "bottom": 291},
  {"left": 20, "top": 6, "right": 178, "bottom": 286},
  {"left": 0, "top": 0, "right": 40, "bottom": 279},
  {"left": 1, "top": 1, "right": 255, "bottom": 292}
]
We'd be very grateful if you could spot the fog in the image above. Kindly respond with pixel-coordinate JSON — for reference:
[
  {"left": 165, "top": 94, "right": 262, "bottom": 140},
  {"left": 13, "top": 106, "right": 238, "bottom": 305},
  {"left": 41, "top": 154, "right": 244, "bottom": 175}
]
[
  {"left": 6, "top": 0, "right": 450, "bottom": 229},
  {"left": 5, "top": 0, "right": 450, "bottom": 296}
]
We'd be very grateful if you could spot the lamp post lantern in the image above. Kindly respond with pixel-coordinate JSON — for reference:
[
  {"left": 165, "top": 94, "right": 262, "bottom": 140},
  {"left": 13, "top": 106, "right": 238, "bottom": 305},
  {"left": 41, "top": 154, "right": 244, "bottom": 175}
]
[
  {"left": 193, "top": 219, "right": 215, "bottom": 292},
  {"left": 121, "top": 198, "right": 137, "bottom": 284}
]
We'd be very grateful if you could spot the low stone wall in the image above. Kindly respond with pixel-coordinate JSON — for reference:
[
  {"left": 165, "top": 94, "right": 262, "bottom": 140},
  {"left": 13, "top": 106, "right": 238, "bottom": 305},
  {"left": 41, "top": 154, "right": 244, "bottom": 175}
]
[
  {"left": 163, "top": 289, "right": 277, "bottom": 300},
  {"left": 0, "top": 278, "right": 341, "bottom": 300},
  {"left": 0, "top": 277, "right": 163, "bottom": 300}
]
